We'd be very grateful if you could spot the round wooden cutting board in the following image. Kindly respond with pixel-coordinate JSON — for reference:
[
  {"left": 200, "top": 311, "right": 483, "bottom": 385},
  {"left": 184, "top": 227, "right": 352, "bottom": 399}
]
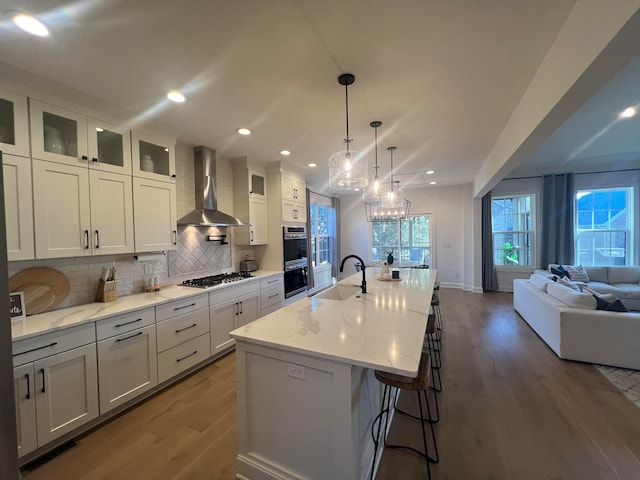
[{"left": 9, "top": 267, "right": 71, "bottom": 315}]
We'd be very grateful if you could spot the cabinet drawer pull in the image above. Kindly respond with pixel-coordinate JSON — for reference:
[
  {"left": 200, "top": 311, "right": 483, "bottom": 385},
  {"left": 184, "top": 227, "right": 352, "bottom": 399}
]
[
  {"left": 92, "top": 157, "right": 98, "bottom": 162},
  {"left": 176, "top": 350, "right": 198, "bottom": 362},
  {"left": 81, "top": 155, "right": 88, "bottom": 161},
  {"left": 114, "top": 318, "right": 142, "bottom": 328},
  {"left": 14, "top": 341, "right": 58, "bottom": 356},
  {"left": 40, "top": 368, "right": 46, "bottom": 394},
  {"left": 175, "top": 323, "right": 197, "bottom": 334},
  {"left": 25, "top": 373, "right": 30, "bottom": 400},
  {"left": 268, "top": 279, "right": 279, "bottom": 284},
  {"left": 116, "top": 331, "right": 143, "bottom": 342},
  {"left": 268, "top": 293, "right": 280, "bottom": 299},
  {"left": 174, "top": 302, "right": 196, "bottom": 311}
]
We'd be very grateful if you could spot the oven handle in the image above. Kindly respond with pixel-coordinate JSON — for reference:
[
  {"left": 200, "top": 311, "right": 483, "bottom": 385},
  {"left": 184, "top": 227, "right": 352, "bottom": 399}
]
[{"left": 285, "top": 263, "right": 307, "bottom": 272}]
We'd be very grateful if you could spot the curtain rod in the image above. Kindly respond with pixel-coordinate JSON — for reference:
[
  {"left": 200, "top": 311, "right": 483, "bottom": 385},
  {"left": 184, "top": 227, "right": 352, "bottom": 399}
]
[{"left": 503, "top": 166, "right": 640, "bottom": 181}]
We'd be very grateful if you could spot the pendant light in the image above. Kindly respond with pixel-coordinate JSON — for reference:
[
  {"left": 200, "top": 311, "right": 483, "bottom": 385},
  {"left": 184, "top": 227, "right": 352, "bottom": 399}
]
[
  {"left": 364, "top": 121, "right": 391, "bottom": 221},
  {"left": 328, "top": 73, "right": 368, "bottom": 192},
  {"left": 371, "top": 146, "right": 411, "bottom": 221}
]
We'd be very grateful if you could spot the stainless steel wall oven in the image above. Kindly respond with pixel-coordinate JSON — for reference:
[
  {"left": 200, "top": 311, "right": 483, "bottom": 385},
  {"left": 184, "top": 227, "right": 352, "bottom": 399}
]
[{"left": 283, "top": 226, "right": 308, "bottom": 298}]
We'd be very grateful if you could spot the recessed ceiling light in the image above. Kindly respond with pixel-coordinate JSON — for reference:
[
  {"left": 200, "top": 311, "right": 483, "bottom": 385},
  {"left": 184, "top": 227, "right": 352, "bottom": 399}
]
[
  {"left": 95, "top": 127, "right": 104, "bottom": 132},
  {"left": 426, "top": 170, "right": 435, "bottom": 175},
  {"left": 280, "top": 150, "right": 291, "bottom": 156},
  {"left": 308, "top": 163, "right": 317, "bottom": 168},
  {"left": 429, "top": 181, "right": 437, "bottom": 185},
  {"left": 167, "top": 90, "right": 185, "bottom": 103},
  {"left": 354, "top": 188, "right": 360, "bottom": 192},
  {"left": 237, "top": 128, "right": 252, "bottom": 135},
  {"left": 620, "top": 107, "right": 636, "bottom": 118},
  {"left": 13, "top": 13, "right": 50, "bottom": 37}
]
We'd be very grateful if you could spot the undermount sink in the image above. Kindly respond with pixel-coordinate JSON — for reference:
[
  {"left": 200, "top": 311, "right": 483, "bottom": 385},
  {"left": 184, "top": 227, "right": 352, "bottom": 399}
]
[{"left": 314, "top": 284, "right": 362, "bottom": 301}]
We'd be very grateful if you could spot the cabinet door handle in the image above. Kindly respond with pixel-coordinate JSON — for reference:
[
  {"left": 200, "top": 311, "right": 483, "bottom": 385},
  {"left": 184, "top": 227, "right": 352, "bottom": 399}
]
[
  {"left": 14, "top": 342, "right": 58, "bottom": 356},
  {"left": 268, "top": 293, "right": 280, "bottom": 299},
  {"left": 174, "top": 302, "right": 196, "bottom": 311},
  {"left": 175, "top": 323, "right": 197, "bottom": 334},
  {"left": 40, "top": 368, "right": 46, "bottom": 394},
  {"left": 81, "top": 155, "right": 88, "bottom": 161},
  {"left": 114, "top": 318, "right": 142, "bottom": 328},
  {"left": 92, "top": 157, "right": 98, "bottom": 162},
  {"left": 173, "top": 230, "right": 177, "bottom": 245},
  {"left": 239, "top": 301, "right": 243, "bottom": 315},
  {"left": 95, "top": 230, "right": 100, "bottom": 249},
  {"left": 176, "top": 351, "right": 198, "bottom": 363},
  {"left": 250, "top": 230, "right": 254, "bottom": 243},
  {"left": 25, "top": 373, "right": 30, "bottom": 400},
  {"left": 171, "top": 174, "right": 176, "bottom": 179},
  {"left": 84, "top": 230, "right": 90, "bottom": 249},
  {"left": 116, "top": 331, "right": 143, "bottom": 342},
  {"left": 235, "top": 302, "right": 239, "bottom": 316}
]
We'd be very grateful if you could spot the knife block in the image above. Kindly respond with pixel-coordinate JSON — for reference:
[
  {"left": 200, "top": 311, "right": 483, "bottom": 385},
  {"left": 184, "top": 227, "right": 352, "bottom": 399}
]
[{"left": 95, "top": 280, "right": 118, "bottom": 303}]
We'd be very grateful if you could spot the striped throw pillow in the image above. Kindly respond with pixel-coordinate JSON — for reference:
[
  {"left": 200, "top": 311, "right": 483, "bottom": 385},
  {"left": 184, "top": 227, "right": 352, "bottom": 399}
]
[{"left": 566, "top": 265, "right": 590, "bottom": 283}]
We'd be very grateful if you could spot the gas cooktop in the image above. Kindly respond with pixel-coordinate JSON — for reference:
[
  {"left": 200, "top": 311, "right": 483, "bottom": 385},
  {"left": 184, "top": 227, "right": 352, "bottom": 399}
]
[{"left": 180, "top": 272, "right": 252, "bottom": 289}]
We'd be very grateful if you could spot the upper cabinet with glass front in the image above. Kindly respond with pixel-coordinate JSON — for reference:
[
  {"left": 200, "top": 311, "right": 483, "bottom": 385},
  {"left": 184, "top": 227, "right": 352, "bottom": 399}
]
[
  {"left": 131, "top": 129, "right": 176, "bottom": 183},
  {"left": 29, "top": 99, "right": 132, "bottom": 174},
  {"left": 0, "top": 88, "right": 30, "bottom": 157}
]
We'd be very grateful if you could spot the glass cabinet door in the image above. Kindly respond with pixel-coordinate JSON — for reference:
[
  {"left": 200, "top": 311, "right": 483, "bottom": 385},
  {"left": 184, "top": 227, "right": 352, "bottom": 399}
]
[
  {"left": 131, "top": 129, "right": 176, "bottom": 182},
  {"left": 87, "top": 118, "right": 132, "bottom": 174},
  {"left": 0, "top": 88, "right": 29, "bottom": 157},
  {"left": 29, "top": 99, "right": 88, "bottom": 165},
  {"left": 250, "top": 172, "right": 266, "bottom": 197}
]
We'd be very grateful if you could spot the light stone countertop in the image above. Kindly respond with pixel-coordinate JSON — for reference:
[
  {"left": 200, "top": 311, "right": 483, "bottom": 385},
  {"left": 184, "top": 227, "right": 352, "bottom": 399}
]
[
  {"left": 11, "top": 270, "right": 282, "bottom": 341},
  {"left": 230, "top": 268, "right": 436, "bottom": 376}
]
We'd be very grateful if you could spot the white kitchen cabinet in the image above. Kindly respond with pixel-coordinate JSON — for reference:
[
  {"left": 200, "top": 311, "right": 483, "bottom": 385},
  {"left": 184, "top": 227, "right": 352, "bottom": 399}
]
[
  {"left": 282, "top": 199, "right": 305, "bottom": 223},
  {"left": 29, "top": 99, "right": 132, "bottom": 174},
  {"left": 210, "top": 281, "right": 260, "bottom": 355},
  {"left": 96, "top": 308, "right": 157, "bottom": 414},
  {"left": 282, "top": 170, "right": 306, "bottom": 204},
  {"left": 32, "top": 160, "right": 134, "bottom": 258},
  {"left": 13, "top": 363, "right": 37, "bottom": 457},
  {"left": 232, "top": 158, "right": 268, "bottom": 245},
  {"left": 260, "top": 274, "right": 284, "bottom": 317},
  {"left": 157, "top": 333, "right": 210, "bottom": 384},
  {"left": 132, "top": 177, "right": 177, "bottom": 252},
  {"left": 0, "top": 88, "right": 29, "bottom": 157},
  {"left": 2, "top": 153, "right": 34, "bottom": 260},
  {"left": 267, "top": 163, "right": 307, "bottom": 225},
  {"left": 12, "top": 322, "right": 99, "bottom": 456},
  {"left": 131, "top": 129, "right": 176, "bottom": 183}
]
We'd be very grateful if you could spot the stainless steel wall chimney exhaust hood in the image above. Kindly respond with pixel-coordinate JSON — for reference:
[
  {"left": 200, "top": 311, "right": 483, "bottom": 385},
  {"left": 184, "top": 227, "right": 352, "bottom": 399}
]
[{"left": 177, "top": 146, "right": 249, "bottom": 227}]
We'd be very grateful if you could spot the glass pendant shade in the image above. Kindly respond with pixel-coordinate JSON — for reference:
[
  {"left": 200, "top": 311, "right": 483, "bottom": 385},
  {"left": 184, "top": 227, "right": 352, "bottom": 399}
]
[
  {"left": 363, "top": 120, "right": 389, "bottom": 203},
  {"left": 366, "top": 146, "right": 411, "bottom": 221},
  {"left": 329, "top": 148, "right": 369, "bottom": 191}
]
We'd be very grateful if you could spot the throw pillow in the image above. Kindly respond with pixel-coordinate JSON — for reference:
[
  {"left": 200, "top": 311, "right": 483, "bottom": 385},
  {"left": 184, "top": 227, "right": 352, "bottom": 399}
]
[
  {"left": 566, "top": 265, "right": 590, "bottom": 283},
  {"left": 592, "top": 295, "right": 629, "bottom": 312},
  {"left": 582, "top": 287, "right": 617, "bottom": 304},
  {"left": 550, "top": 265, "right": 570, "bottom": 279},
  {"left": 557, "top": 276, "right": 580, "bottom": 291}
]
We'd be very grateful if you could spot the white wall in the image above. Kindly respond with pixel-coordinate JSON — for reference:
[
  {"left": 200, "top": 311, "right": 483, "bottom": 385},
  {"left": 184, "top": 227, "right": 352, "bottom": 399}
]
[{"left": 339, "top": 184, "right": 479, "bottom": 290}]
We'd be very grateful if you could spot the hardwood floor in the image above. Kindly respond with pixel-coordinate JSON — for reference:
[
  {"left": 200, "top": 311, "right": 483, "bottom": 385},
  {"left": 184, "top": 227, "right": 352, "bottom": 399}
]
[{"left": 22, "top": 289, "right": 640, "bottom": 479}]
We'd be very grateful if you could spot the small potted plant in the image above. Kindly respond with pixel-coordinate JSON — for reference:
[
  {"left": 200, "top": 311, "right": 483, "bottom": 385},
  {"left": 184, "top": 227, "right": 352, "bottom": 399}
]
[{"left": 386, "top": 249, "right": 394, "bottom": 265}]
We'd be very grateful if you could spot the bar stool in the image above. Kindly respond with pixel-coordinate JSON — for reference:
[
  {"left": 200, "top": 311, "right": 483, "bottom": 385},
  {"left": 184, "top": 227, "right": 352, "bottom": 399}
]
[
  {"left": 370, "top": 352, "right": 439, "bottom": 480},
  {"left": 431, "top": 293, "right": 444, "bottom": 340},
  {"left": 423, "top": 312, "right": 443, "bottom": 394}
]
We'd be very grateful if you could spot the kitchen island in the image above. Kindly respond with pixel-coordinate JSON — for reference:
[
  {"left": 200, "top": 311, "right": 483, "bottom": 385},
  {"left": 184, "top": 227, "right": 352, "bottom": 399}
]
[{"left": 230, "top": 267, "right": 436, "bottom": 480}]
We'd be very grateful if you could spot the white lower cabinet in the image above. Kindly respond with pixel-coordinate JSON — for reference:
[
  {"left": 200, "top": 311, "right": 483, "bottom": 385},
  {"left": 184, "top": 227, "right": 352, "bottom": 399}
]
[
  {"left": 13, "top": 363, "right": 37, "bottom": 458},
  {"left": 157, "top": 333, "right": 210, "bottom": 384},
  {"left": 260, "top": 274, "right": 284, "bottom": 317},
  {"left": 97, "top": 324, "right": 157, "bottom": 414},
  {"left": 210, "top": 282, "right": 260, "bottom": 355}
]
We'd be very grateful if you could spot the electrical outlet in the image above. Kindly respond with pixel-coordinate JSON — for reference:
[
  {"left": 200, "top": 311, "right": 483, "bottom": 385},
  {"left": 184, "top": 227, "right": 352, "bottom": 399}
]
[
  {"left": 144, "top": 264, "right": 154, "bottom": 275},
  {"left": 286, "top": 363, "right": 306, "bottom": 380}
]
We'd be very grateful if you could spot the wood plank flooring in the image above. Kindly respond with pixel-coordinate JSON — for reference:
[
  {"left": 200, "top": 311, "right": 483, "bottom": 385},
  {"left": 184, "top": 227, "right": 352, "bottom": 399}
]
[{"left": 22, "top": 289, "right": 640, "bottom": 479}]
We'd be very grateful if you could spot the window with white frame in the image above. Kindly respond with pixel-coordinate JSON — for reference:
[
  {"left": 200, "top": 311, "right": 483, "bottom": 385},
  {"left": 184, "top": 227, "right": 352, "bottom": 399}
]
[
  {"left": 370, "top": 214, "right": 432, "bottom": 265},
  {"left": 309, "top": 201, "right": 334, "bottom": 268},
  {"left": 491, "top": 194, "right": 534, "bottom": 267},
  {"left": 575, "top": 187, "right": 633, "bottom": 266}
]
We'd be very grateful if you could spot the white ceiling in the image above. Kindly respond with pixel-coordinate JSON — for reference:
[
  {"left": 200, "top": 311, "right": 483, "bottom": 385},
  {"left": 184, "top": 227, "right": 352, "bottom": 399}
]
[{"left": 2, "top": 0, "right": 613, "bottom": 193}]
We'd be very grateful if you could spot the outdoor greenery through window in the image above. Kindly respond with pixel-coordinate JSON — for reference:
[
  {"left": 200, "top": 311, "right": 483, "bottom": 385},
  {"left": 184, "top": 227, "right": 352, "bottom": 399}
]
[
  {"left": 491, "top": 194, "right": 533, "bottom": 267},
  {"left": 575, "top": 187, "right": 633, "bottom": 266},
  {"left": 309, "top": 202, "right": 334, "bottom": 267},
  {"left": 371, "top": 214, "right": 431, "bottom": 265}
]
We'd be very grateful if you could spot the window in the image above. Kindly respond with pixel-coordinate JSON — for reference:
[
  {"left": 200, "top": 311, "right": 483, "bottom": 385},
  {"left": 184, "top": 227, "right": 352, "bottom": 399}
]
[
  {"left": 371, "top": 214, "right": 432, "bottom": 265},
  {"left": 575, "top": 187, "right": 633, "bottom": 266},
  {"left": 491, "top": 195, "right": 534, "bottom": 267},
  {"left": 309, "top": 202, "right": 334, "bottom": 267}
]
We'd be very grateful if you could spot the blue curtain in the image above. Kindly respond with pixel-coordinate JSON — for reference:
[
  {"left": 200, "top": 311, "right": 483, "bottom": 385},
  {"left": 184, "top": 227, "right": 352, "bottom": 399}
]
[
  {"left": 541, "top": 173, "right": 574, "bottom": 267},
  {"left": 482, "top": 192, "right": 499, "bottom": 291}
]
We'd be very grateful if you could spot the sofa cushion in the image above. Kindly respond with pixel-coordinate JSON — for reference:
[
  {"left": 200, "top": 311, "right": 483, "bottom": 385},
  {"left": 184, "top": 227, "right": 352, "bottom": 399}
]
[
  {"left": 608, "top": 267, "right": 640, "bottom": 285},
  {"left": 566, "top": 265, "right": 590, "bottom": 283},
  {"left": 557, "top": 276, "right": 580, "bottom": 291},
  {"left": 584, "top": 266, "right": 608, "bottom": 283},
  {"left": 593, "top": 295, "right": 629, "bottom": 312},
  {"left": 581, "top": 282, "right": 625, "bottom": 297},
  {"left": 547, "top": 283, "right": 597, "bottom": 310},
  {"left": 582, "top": 287, "right": 618, "bottom": 303},
  {"left": 611, "top": 284, "right": 640, "bottom": 300},
  {"left": 529, "top": 274, "right": 554, "bottom": 292}
]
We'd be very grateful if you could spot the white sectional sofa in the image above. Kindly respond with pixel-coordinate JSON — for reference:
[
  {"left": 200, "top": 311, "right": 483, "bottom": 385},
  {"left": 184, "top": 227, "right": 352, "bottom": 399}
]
[
  {"left": 534, "top": 265, "right": 640, "bottom": 311},
  {"left": 513, "top": 278, "right": 640, "bottom": 370}
]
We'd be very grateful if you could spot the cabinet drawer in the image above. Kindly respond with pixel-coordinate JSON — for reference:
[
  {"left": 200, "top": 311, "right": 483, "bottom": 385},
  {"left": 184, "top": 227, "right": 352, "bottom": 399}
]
[
  {"left": 13, "top": 323, "right": 96, "bottom": 366},
  {"left": 155, "top": 294, "right": 208, "bottom": 322},
  {"left": 96, "top": 308, "right": 155, "bottom": 341},
  {"left": 157, "top": 333, "right": 210, "bottom": 384},
  {"left": 260, "top": 274, "right": 283, "bottom": 289},
  {"left": 209, "top": 280, "right": 259, "bottom": 305},
  {"left": 156, "top": 307, "right": 209, "bottom": 353},
  {"left": 261, "top": 285, "right": 284, "bottom": 309}
]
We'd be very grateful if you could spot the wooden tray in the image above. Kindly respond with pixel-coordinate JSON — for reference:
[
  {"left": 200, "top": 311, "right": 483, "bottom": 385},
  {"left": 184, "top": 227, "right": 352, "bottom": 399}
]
[
  {"left": 377, "top": 276, "right": 402, "bottom": 282},
  {"left": 9, "top": 268, "right": 71, "bottom": 315}
]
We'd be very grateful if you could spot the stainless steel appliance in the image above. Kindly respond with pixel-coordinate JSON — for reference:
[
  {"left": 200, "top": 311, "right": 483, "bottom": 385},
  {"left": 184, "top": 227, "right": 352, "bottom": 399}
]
[
  {"left": 240, "top": 259, "right": 258, "bottom": 273},
  {"left": 180, "top": 272, "right": 251, "bottom": 289},
  {"left": 283, "top": 226, "right": 309, "bottom": 298}
]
